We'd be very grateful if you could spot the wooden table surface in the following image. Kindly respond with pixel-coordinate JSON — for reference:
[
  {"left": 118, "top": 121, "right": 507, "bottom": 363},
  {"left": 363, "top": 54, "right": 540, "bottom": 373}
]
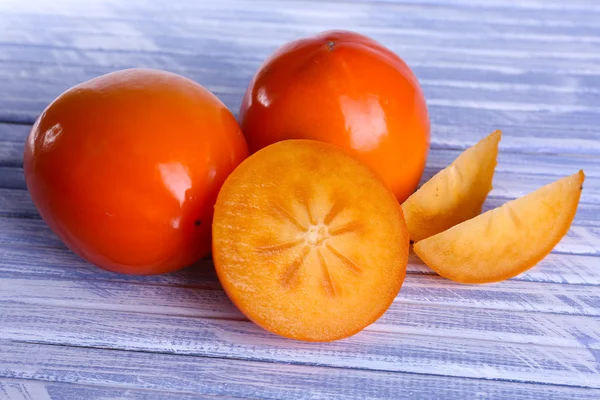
[{"left": 1, "top": 0, "right": 599, "bottom": 399}]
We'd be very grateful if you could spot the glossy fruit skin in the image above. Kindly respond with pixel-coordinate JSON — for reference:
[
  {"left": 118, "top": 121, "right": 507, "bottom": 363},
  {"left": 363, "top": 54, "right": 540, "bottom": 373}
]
[
  {"left": 239, "top": 30, "right": 430, "bottom": 202},
  {"left": 24, "top": 68, "right": 249, "bottom": 275}
]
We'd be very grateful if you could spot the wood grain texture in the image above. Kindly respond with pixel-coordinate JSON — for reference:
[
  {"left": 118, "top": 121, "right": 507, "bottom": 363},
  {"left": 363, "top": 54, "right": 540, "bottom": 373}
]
[
  {"left": 0, "top": 0, "right": 599, "bottom": 153},
  {"left": 2, "top": 223, "right": 600, "bottom": 284},
  {"left": 4, "top": 176, "right": 600, "bottom": 226},
  {"left": 3, "top": 203, "right": 600, "bottom": 257},
  {"left": 4, "top": 122, "right": 600, "bottom": 175},
  {"left": 0, "top": 379, "right": 232, "bottom": 400},
  {"left": 2, "top": 241, "right": 599, "bottom": 288},
  {"left": 4, "top": 156, "right": 599, "bottom": 201},
  {"left": 2, "top": 270, "right": 600, "bottom": 350},
  {"left": 1, "top": 0, "right": 600, "bottom": 397},
  {"left": 5, "top": 136, "right": 600, "bottom": 182},
  {"left": 3, "top": 342, "right": 599, "bottom": 400},
  {"left": 1, "top": 303, "right": 599, "bottom": 389},
  {"left": 4, "top": 250, "right": 600, "bottom": 316},
  {"left": 19, "top": 123, "right": 600, "bottom": 184}
]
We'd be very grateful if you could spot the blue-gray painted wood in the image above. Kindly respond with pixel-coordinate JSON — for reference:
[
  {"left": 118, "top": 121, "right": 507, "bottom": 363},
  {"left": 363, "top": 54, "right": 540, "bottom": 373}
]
[
  {"left": 3, "top": 239, "right": 600, "bottom": 286},
  {"left": 1, "top": 0, "right": 600, "bottom": 398},
  {"left": 5, "top": 127, "right": 600, "bottom": 177},
  {"left": 1, "top": 0, "right": 599, "bottom": 153},
  {"left": 4, "top": 161, "right": 600, "bottom": 203},
  {"left": 0, "top": 379, "right": 233, "bottom": 400},
  {"left": 2, "top": 265, "right": 600, "bottom": 350},
  {"left": 3, "top": 212, "right": 600, "bottom": 259},
  {"left": 3, "top": 342, "right": 599, "bottom": 400},
  {"left": 1, "top": 303, "right": 599, "bottom": 389}
]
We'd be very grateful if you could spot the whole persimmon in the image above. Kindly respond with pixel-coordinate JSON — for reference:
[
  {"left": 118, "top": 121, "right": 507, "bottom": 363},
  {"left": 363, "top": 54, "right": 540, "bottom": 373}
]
[
  {"left": 239, "top": 30, "right": 430, "bottom": 202},
  {"left": 24, "top": 68, "right": 249, "bottom": 275}
]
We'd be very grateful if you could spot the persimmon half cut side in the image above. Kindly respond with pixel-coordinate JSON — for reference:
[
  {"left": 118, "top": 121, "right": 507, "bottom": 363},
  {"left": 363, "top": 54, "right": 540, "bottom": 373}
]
[{"left": 212, "top": 140, "right": 409, "bottom": 342}]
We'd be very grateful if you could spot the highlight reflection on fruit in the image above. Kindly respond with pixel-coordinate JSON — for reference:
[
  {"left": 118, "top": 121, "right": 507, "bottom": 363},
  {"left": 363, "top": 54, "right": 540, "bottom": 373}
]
[
  {"left": 402, "top": 130, "right": 501, "bottom": 242},
  {"left": 24, "top": 68, "right": 249, "bottom": 275},
  {"left": 212, "top": 140, "right": 409, "bottom": 341},
  {"left": 414, "top": 171, "right": 585, "bottom": 284},
  {"left": 239, "top": 30, "right": 430, "bottom": 203}
]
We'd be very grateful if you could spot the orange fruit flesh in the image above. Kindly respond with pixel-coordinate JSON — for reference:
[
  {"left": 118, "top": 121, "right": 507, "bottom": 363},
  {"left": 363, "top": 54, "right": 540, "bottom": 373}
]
[
  {"left": 402, "top": 130, "right": 501, "bottom": 242},
  {"left": 414, "top": 171, "right": 584, "bottom": 284},
  {"left": 212, "top": 140, "right": 409, "bottom": 341}
]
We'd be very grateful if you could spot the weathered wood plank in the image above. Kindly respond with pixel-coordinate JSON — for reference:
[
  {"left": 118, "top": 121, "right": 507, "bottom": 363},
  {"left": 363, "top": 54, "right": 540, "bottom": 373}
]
[
  {"left": 2, "top": 205, "right": 599, "bottom": 258},
  {"left": 0, "top": 168, "right": 25, "bottom": 190},
  {"left": 2, "top": 245, "right": 600, "bottom": 315},
  {"left": 1, "top": 209, "right": 600, "bottom": 281},
  {"left": 7, "top": 236, "right": 600, "bottom": 285},
  {"left": 3, "top": 56, "right": 600, "bottom": 104},
  {"left": 0, "top": 378, "right": 228, "bottom": 400},
  {"left": 0, "top": 0, "right": 598, "bottom": 27},
  {"left": 3, "top": 98, "right": 599, "bottom": 156},
  {"left": 0, "top": 209, "right": 600, "bottom": 285},
  {"left": 2, "top": 271, "right": 600, "bottom": 350},
  {"left": 1, "top": 0, "right": 599, "bottom": 37},
  {"left": 4, "top": 125, "right": 600, "bottom": 177},
  {"left": 2, "top": 15, "right": 600, "bottom": 70},
  {"left": 0, "top": 245, "right": 221, "bottom": 286},
  {"left": 0, "top": 0, "right": 598, "bottom": 396},
  {"left": 1, "top": 56, "right": 599, "bottom": 149},
  {"left": 356, "top": 0, "right": 600, "bottom": 12},
  {"left": 0, "top": 123, "right": 29, "bottom": 142},
  {"left": 2, "top": 164, "right": 598, "bottom": 206},
  {"left": 0, "top": 0, "right": 599, "bottom": 153},
  {"left": 1, "top": 303, "right": 598, "bottom": 388},
  {"left": 3, "top": 341, "right": 599, "bottom": 400}
]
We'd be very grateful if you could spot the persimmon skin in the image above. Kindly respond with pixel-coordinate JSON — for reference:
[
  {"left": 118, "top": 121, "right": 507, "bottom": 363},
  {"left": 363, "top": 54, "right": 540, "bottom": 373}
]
[
  {"left": 240, "top": 30, "right": 430, "bottom": 203},
  {"left": 24, "top": 68, "right": 249, "bottom": 275},
  {"left": 213, "top": 140, "right": 409, "bottom": 342}
]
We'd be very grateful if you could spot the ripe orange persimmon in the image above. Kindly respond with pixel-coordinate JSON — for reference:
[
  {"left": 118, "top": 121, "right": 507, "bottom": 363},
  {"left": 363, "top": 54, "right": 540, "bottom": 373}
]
[
  {"left": 212, "top": 140, "right": 409, "bottom": 341},
  {"left": 239, "top": 30, "right": 430, "bottom": 203},
  {"left": 24, "top": 68, "right": 249, "bottom": 275},
  {"left": 402, "top": 130, "right": 501, "bottom": 241},
  {"left": 414, "top": 171, "right": 584, "bottom": 284}
]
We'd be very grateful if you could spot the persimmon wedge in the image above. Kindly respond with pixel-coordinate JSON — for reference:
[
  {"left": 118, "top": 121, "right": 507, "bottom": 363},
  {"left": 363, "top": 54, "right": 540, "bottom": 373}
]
[
  {"left": 212, "top": 140, "right": 409, "bottom": 341},
  {"left": 402, "top": 130, "right": 501, "bottom": 242},
  {"left": 413, "top": 171, "right": 585, "bottom": 284}
]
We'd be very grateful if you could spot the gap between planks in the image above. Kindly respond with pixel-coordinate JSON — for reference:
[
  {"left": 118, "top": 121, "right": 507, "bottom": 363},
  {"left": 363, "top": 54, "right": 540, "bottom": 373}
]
[
  {"left": 2, "top": 21, "right": 599, "bottom": 61},
  {"left": 2, "top": 340, "right": 598, "bottom": 400},
  {"left": 1, "top": 39, "right": 599, "bottom": 75},
  {"left": 0, "top": 378, "right": 241, "bottom": 400},
  {"left": 3, "top": 206, "right": 600, "bottom": 257},
  {"left": 2, "top": 281, "right": 600, "bottom": 350},
  {"left": 1, "top": 0, "right": 599, "bottom": 26},
  {"left": 2, "top": 235, "right": 600, "bottom": 285},
  {"left": 1, "top": 302, "right": 598, "bottom": 389},
  {"left": 4, "top": 130, "right": 600, "bottom": 169}
]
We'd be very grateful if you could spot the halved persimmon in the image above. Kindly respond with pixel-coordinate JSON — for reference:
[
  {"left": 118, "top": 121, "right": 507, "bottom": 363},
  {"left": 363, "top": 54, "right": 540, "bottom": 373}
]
[
  {"left": 413, "top": 171, "right": 584, "bottom": 284},
  {"left": 402, "top": 130, "right": 501, "bottom": 242},
  {"left": 212, "top": 140, "right": 409, "bottom": 341}
]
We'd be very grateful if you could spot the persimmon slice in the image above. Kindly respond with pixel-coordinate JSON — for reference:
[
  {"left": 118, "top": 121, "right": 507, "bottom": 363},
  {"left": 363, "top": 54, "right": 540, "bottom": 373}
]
[
  {"left": 414, "top": 171, "right": 584, "bottom": 284},
  {"left": 402, "top": 130, "right": 501, "bottom": 242},
  {"left": 212, "top": 140, "right": 409, "bottom": 341}
]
